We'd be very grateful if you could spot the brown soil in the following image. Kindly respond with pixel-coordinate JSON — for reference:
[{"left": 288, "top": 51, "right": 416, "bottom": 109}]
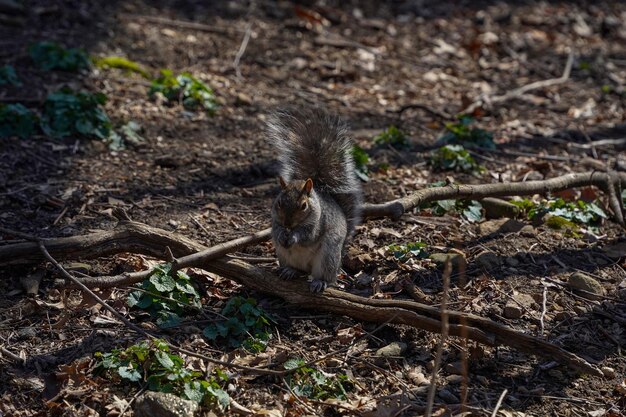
[{"left": 1, "top": 1, "right": 625, "bottom": 416}]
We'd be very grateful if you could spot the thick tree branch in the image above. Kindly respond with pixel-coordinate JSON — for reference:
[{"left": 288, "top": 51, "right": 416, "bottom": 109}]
[{"left": 362, "top": 171, "right": 626, "bottom": 224}]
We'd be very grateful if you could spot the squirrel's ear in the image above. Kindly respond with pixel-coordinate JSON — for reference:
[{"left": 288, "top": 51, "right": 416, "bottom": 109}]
[
  {"left": 302, "top": 178, "right": 313, "bottom": 195},
  {"left": 278, "top": 176, "right": 287, "bottom": 189}
]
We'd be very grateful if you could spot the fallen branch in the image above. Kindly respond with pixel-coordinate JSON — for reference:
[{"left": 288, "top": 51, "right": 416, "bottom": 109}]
[
  {"left": 0, "top": 220, "right": 603, "bottom": 375},
  {"left": 362, "top": 171, "right": 626, "bottom": 225}
]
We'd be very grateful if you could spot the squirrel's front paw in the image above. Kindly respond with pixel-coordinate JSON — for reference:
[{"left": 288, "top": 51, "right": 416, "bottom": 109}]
[
  {"left": 278, "top": 266, "right": 301, "bottom": 280},
  {"left": 309, "top": 279, "right": 328, "bottom": 293}
]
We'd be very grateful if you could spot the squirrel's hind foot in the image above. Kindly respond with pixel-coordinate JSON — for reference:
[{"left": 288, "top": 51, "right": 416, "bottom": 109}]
[
  {"left": 309, "top": 279, "right": 328, "bottom": 293},
  {"left": 278, "top": 266, "right": 303, "bottom": 280}
]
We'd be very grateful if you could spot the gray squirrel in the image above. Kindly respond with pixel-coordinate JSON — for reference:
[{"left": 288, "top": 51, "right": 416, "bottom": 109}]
[{"left": 267, "top": 108, "right": 363, "bottom": 293}]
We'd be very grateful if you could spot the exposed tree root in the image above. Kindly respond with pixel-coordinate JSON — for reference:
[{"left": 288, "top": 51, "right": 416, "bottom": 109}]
[
  {"left": 0, "top": 220, "right": 603, "bottom": 376},
  {"left": 2, "top": 171, "right": 621, "bottom": 376}
]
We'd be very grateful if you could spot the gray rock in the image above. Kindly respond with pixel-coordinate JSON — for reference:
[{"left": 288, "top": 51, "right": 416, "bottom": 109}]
[
  {"left": 479, "top": 218, "right": 525, "bottom": 236},
  {"left": 376, "top": 342, "right": 407, "bottom": 357},
  {"left": 503, "top": 302, "right": 523, "bottom": 319},
  {"left": 444, "top": 361, "right": 465, "bottom": 375},
  {"left": 481, "top": 198, "right": 520, "bottom": 219},
  {"left": 17, "top": 327, "right": 37, "bottom": 339},
  {"left": 438, "top": 388, "right": 460, "bottom": 404},
  {"left": 601, "top": 366, "right": 616, "bottom": 378},
  {"left": 429, "top": 252, "right": 467, "bottom": 270},
  {"left": 134, "top": 391, "right": 199, "bottom": 417},
  {"left": 568, "top": 272, "right": 605, "bottom": 300},
  {"left": 475, "top": 251, "right": 501, "bottom": 270},
  {"left": 446, "top": 375, "right": 464, "bottom": 384}
]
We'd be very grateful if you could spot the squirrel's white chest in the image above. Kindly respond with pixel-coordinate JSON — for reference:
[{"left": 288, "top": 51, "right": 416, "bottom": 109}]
[{"left": 276, "top": 242, "right": 321, "bottom": 273}]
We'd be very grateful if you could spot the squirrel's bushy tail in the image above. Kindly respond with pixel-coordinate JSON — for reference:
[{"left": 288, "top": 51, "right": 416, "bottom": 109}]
[{"left": 267, "top": 108, "right": 362, "bottom": 235}]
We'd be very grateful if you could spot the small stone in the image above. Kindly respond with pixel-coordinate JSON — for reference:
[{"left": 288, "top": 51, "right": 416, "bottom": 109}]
[
  {"left": 17, "top": 327, "right": 37, "bottom": 339},
  {"left": 601, "top": 366, "right": 616, "bottom": 378},
  {"left": 481, "top": 198, "right": 520, "bottom": 219},
  {"left": 475, "top": 251, "right": 501, "bottom": 270},
  {"left": 568, "top": 272, "right": 605, "bottom": 300},
  {"left": 235, "top": 92, "right": 252, "bottom": 106},
  {"left": 554, "top": 311, "right": 572, "bottom": 321},
  {"left": 408, "top": 370, "right": 428, "bottom": 385},
  {"left": 446, "top": 375, "right": 464, "bottom": 384},
  {"left": 520, "top": 224, "right": 536, "bottom": 236},
  {"left": 290, "top": 57, "right": 307, "bottom": 70},
  {"left": 444, "top": 361, "right": 465, "bottom": 375},
  {"left": 475, "top": 375, "right": 488, "bottom": 385},
  {"left": 513, "top": 293, "right": 535, "bottom": 308},
  {"left": 376, "top": 342, "right": 407, "bottom": 357},
  {"left": 325, "top": 358, "right": 341, "bottom": 367},
  {"left": 134, "top": 391, "right": 199, "bottom": 417},
  {"left": 478, "top": 218, "right": 525, "bottom": 236},
  {"left": 438, "top": 388, "right": 460, "bottom": 404},
  {"left": 429, "top": 252, "right": 467, "bottom": 270},
  {"left": 503, "top": 302, "right": 523, "bottom": 319},
  {"left": 573, "top": 305, "right": 587, "bottom": 315}
]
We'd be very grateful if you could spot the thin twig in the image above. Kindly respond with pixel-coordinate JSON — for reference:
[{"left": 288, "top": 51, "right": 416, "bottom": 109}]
[
  {"left": 425, "top": 259, "right": 452, "bottom": 417},
  {"left": 233, "top": 23, "right": 252, "bottom": 79},
  {"left": 491, "top": 389, "right": 508, "bottom": 417},
  {"left": 120, "top": 385, "right": 146, "bottom": 417},
  {"left": 540, "top": 280, "right": 548, "bottom": 336},
  {"left": 188, "top": 214, "right": 212, "bottom": 239}
]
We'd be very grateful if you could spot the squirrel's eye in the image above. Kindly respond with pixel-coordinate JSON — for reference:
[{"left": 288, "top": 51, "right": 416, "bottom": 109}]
[{"left": 300, "top": 202, "right": 307, "bottom": 211}]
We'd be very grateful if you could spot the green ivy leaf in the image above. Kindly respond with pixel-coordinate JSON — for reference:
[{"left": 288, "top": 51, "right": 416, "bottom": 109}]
[
  {"left": 29, "top": 41, "right": 89, "bottom": 71},
  {"left": 118, "top": 365, "right": 141, "bottom": 382},
  {"left": 149, "top": 272, "right": 176, "bottom": 292},
  {"left": 0, "top": 103, "right": 38, "bottom": 138}
]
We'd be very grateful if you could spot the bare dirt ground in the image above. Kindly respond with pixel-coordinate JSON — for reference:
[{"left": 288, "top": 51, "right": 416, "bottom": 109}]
[{"left": 1, "top": 0, "right": 625, "bottom": 416}]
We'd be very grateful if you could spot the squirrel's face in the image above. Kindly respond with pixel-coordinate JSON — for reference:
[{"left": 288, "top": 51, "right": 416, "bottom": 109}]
[{"left": 272, "top": 177, "right": 314, "bottom": 229}]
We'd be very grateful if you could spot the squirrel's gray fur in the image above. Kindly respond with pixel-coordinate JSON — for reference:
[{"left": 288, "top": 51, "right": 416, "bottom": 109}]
[{"left": 267, "top": 108, "right": 362, "bottom": 293}]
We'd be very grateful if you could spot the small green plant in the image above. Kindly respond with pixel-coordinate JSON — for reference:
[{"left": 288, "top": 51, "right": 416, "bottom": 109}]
[
  {"left": 436, "top": 115, "right": 495, "bottom": 149},
  {"left": 150, "top": 69, "right": 218, "bottom": 114},
  {"left": 0, "top": 104, "right": 38, "bottom": 138},
  {"left": 429, "top": 199, "right": 483, "bottom": 222},
  {"left": 93, "top": 56, "right": 151, "bottom": 79},
  {"left": 203, "top": 296, "right": 271, "bottom": 351},
  {"left": 107, "top": 120, "right": 146, "bottom": 150},
  {"left": 0, "top": 65, "right": 21, "bottom": 86},
  {"left": 352, "top": 145, "right": 370, "bottom": 181},
  {"left": 429, "top": 144, "right": 484, "bottom": 174},
  {"left": 29, "top": 41, "right": 90, "bottom": 71},
  {"left": 373, "top": 125, "right": 408, "bottom": 148},
  {"left": 41, "top": 88, "right": 112, "bottom": 139},
  {"left": 95, "top": 339, "right": 229, "bottom": 409},
  {"left": 284, "top": 358, "right": 352, "bottom": 400},
  {"left": 511, "top": 198, "right": 606, "bottom": 225},
  {"left": 128, "top": 264, "right": 201, "bottom": 328},
  {"left": 387, "top": 242, "right": 428, "bottom": 261}
]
